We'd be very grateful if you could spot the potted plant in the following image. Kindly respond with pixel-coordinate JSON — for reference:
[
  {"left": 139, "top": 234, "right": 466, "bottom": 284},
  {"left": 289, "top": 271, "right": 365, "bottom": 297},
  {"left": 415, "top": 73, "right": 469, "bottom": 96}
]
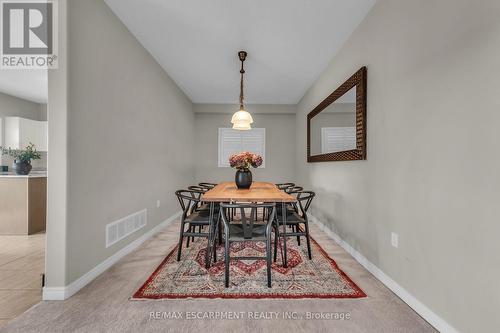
[
  {"left": 229, "top": 152, "right": 263, "bottom": 189},
  {"left": 0, "top": 143, "right": 41, "bottom": 175}
]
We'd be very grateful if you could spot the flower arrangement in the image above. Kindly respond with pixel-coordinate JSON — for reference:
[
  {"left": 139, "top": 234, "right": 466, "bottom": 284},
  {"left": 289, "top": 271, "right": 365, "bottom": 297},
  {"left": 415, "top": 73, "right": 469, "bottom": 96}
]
[
  {"left": 229, "top": 152, "right": 263, "bottom": 170},
  {"left": 0, "top": 142, "right": 41, "bottom": 163}
]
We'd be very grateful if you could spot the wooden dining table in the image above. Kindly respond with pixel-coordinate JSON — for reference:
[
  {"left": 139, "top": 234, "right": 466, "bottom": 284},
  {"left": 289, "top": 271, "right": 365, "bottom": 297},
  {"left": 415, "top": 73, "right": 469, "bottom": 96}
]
[{"left": 201, "top": 181, "right": 296, "bottom": 268}]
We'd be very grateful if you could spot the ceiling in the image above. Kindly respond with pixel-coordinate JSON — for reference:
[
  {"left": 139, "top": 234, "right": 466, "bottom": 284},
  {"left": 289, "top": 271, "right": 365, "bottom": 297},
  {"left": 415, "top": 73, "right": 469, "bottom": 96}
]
[
  {"left": 105, "top": 0, "right": 375, "bottom": 104},
  {"left": 0, "top": 69, "right": 47, "bottom": 103}
]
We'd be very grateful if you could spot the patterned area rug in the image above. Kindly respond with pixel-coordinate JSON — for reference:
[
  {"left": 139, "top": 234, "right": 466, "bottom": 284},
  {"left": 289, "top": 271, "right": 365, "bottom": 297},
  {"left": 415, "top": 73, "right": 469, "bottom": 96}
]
[{"left": 132, "top": 234, "right": 366, "bottom": 299}]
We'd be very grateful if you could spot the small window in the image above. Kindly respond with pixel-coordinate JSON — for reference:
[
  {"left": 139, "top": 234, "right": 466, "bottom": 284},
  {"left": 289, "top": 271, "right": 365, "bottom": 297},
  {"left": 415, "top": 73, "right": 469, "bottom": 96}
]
[
  {"left": 321, "top": 127, "right": 356, "bottom": 154},
  {"left": 218, "top": 128, "right": 265, "bottom": 168}
]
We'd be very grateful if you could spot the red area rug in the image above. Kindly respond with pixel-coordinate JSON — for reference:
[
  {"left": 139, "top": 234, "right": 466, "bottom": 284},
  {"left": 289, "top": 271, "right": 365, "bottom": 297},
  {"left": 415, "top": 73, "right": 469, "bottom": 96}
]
[{"left": 132, "top": 234, "right": 366, "bottom": 299}]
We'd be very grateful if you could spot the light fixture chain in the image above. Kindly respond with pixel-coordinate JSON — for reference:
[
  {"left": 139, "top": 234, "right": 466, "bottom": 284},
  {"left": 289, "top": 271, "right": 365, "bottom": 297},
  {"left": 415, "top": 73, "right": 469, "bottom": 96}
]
[
  {"left": 231, "top": 51, "right": 253, "bottom": 130},
  {"left": 240, "top": 58, "right": 245, "bottom": 109}
]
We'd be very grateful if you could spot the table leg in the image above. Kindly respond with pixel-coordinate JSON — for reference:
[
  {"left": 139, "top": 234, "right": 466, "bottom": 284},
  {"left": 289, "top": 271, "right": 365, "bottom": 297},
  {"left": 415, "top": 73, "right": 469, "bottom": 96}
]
[
  {"left": 205, "top": 202, "right": 215, "bottom": 269},
  {"left": 282, "top": 201, "right": 288, "bottom": 268}
]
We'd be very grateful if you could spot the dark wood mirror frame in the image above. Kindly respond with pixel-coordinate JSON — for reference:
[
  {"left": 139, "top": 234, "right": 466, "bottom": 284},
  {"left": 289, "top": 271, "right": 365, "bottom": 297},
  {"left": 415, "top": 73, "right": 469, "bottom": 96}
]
[{"left": 307, "top": 66, "right": 367, "bottom": 162}]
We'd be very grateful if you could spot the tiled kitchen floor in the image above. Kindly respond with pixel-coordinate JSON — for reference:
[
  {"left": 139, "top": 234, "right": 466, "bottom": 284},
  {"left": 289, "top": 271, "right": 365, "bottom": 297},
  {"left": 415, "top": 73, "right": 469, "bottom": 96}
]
[{"left": 0, "top": 232, "right": 45, "bottom": 328}]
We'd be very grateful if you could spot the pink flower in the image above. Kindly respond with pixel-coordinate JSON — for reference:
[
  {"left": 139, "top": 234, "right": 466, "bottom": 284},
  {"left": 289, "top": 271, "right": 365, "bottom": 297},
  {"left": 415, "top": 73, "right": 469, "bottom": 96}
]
[
  {"left": 229, "top": 152, "right": 263, "bottom": 170},
  {"left": 251, "top": 154, "right": 263, "bottom": 168}
]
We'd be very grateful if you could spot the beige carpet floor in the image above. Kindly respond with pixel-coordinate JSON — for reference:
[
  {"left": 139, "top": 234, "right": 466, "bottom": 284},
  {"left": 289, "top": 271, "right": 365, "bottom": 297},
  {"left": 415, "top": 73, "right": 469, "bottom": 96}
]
[{"left": 0, "top": 221, "right": 436, "bottom": 333}]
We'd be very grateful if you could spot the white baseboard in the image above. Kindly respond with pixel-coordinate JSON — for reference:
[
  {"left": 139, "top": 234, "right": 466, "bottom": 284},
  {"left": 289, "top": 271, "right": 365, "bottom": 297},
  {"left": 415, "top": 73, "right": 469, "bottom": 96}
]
[
  {"left": 41, "top": 287, "right": 66, "bottom": 300},
  {"left": 43, "top": 211, "right": 182, "bottom": 301},
  {"left": 309, "top": 215, "right": 458, "bottom": 333}
]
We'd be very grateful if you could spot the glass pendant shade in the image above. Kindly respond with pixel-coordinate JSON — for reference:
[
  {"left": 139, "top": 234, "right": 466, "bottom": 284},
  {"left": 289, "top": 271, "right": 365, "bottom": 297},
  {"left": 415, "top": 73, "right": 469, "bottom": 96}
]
[{"left": 231, "top": 108, "right": 253, "bottom": 130}]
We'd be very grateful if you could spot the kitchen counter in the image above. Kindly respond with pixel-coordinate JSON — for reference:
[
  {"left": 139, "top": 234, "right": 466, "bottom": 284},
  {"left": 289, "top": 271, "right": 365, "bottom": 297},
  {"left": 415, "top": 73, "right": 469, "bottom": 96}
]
[
  {"left": 0, "top": 171, "right": 47, "bottom": 178},
  {"left": 0, "top": 176, "right": 46, "bottom": 235}
]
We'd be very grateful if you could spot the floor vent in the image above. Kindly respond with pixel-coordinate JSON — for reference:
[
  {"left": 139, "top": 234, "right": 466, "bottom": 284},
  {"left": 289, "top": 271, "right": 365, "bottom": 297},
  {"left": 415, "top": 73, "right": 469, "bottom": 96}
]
[{"left": 106, "top": 209, "right": 147, "bottom": 248}]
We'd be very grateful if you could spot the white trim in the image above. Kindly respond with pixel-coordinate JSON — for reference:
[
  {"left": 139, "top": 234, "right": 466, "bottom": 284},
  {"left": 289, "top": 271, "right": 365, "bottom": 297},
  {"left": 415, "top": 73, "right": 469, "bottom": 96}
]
[
  {"left": 40, "top": 287, "right": 66, "bottom": 300},
  {"left": 42, "top": 211, "right": 182, "bottom": 301},
  {"left": 309, "top": 215, "right": 459, "bottom": 333}
]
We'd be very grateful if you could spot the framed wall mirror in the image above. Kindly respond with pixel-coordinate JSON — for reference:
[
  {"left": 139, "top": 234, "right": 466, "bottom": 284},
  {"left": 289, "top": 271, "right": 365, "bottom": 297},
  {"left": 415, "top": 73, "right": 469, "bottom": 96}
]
[{"left": 307, "top": 67, "right": 367, "bottom": 162}]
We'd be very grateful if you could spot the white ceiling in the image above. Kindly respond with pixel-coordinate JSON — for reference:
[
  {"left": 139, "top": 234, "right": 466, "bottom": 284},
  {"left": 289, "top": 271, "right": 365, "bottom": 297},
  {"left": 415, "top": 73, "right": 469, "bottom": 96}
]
[
  {"left": 105, "top": 0, "right": 375, "bottom": 104},
  {"left": 0, "top": 69, "right": 47, "bottom": 103}
]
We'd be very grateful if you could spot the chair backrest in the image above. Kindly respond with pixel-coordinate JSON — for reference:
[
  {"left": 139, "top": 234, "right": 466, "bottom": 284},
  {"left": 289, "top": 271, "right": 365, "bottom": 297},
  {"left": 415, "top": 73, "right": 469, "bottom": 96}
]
[
  {"left": 276, "top": 183, "right": 295, "bottom": 191},
  {"left": 219, "top": 203, "right": 276, "bottom": 240},
  {"left": 285, "top": 185, "right": 304, "bottom": 194},
  {"left": 188, "top": 185, "right": 208, "bottom": 193},
  {"left": 295, "top": 191, "right": 315, "bottom": 216},
  {"left": 199, "top": 182, "right": 217, "bottom": 189},
  {"left": 175, "top": 190, "right": 201, "bottom": 216},
  {"left": 188, "top": 185, "right": 205, "bottom": 199}
]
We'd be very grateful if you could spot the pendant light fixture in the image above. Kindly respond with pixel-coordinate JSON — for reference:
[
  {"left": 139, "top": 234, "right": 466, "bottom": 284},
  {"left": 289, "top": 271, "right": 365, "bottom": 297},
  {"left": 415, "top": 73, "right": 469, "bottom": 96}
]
[{"left": 231, "top": 51, "right": 254, "bottom": 130}]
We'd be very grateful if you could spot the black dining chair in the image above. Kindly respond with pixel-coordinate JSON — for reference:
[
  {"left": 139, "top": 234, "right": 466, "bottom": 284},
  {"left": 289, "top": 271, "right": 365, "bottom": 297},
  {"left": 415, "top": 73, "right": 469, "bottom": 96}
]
[
  {"left": 263, "top": 184, "right": 299, "bottom": 224},
  {"left": 187, "top": 185, "right": 220, "bottom": 212},
  {"left": 274, "top": 185, "right": 304, "bottom": 218},
  {"left": 184, "top": 186, "right": 213, "bottom": 243},
  {"left": 283, "top": 185, "right": 304, "bottom": 215},
  {"left": 175, "top": 190, "right": 220, "bottom": 267},
  {"left": 219, "top": 203, "right": 278, "bottom": 288},
  {"left": 189, "top": 186, "right": 223, "bottom": 243},
  {"left": 275, "top": 191, "right": 315, "bottom": 260}
]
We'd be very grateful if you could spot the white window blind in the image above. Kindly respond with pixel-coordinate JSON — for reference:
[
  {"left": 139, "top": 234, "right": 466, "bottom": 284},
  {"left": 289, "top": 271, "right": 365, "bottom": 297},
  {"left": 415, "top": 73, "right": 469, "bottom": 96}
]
[
  {"left": 321, "top": 127, "right": 356, "bottom": 154},
  {"left": 218, "top": 128, "right": 265, "bottom": 168}
]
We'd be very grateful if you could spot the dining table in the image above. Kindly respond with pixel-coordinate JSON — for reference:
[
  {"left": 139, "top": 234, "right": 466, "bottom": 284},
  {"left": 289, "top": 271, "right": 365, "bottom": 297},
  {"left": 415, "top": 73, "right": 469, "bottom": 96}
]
[{"left": 201, "top": 181, "right": 296, "bottom": 268}]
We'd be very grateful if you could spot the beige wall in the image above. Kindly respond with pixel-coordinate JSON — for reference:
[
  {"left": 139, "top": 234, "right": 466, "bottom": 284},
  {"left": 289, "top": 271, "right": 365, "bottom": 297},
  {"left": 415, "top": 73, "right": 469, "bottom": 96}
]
[
  {"left": 65, "top": 0, "right": 194, "bottom": 284},
  {"left": 295, "top": 0, "right": 500, "bottom": 332},
  {"left": 194, "top": 104, "right": 296, "bottom": 184},
  {"left": 0, "top": 92, "right": 47, "bottom": 170}
]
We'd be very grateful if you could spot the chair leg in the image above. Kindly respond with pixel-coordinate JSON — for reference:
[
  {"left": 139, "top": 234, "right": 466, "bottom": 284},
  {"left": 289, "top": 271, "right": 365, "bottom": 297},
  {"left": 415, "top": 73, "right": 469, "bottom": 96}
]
[
  {"left": 274, "top": 219, "right": 284, "bottom": 263},
  {"left": 224, "top": 238, "right": 230, "bottom": 288},
  {"left": 281, "top": 203, "right": 288, "bottom": 268},
  {"left": 217, "top": 214, "right": 222, "bottom": 245},
  {"left": 273, "top": 226, "right": 278, "bottom": 263},
  {"left": 186, "top": 224, "right": 191, "bottom": 248},
  {"left": 296, "top": 225, "right": 301, "bottom": 246},
  {"left": 213, "top": 221, "right": 219, "bottom": 263},
  {"left": 176, "top": 219, "right": 185, "bottom": 261},
  {"left": 205, "top": 203, "right": 215, "bottom": 269},
  {"left": 266, "top": 234, "right": 272, "bottom": 288},
  {"left": 213, "top": 234, "right": 217, "bottom": 263},
  {"left": 304, "top": 221, "right": 312, "bottom": 260}
]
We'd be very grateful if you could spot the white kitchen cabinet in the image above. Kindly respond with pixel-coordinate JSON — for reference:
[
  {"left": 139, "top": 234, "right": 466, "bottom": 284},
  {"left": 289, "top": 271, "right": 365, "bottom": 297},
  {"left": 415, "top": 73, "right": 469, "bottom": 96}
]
[{"left": 4, "top": 117, "right": 48, "bottom": 152}]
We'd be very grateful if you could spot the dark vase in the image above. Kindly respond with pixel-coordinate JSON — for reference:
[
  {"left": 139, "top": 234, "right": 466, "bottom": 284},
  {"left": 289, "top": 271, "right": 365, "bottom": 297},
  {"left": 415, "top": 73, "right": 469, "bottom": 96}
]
[
  {"left": 13, "top": 160, "right": 32, "bottom": 175},
  {"left": 235, "top": 168, "right": 252, "bottom": 189}
]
